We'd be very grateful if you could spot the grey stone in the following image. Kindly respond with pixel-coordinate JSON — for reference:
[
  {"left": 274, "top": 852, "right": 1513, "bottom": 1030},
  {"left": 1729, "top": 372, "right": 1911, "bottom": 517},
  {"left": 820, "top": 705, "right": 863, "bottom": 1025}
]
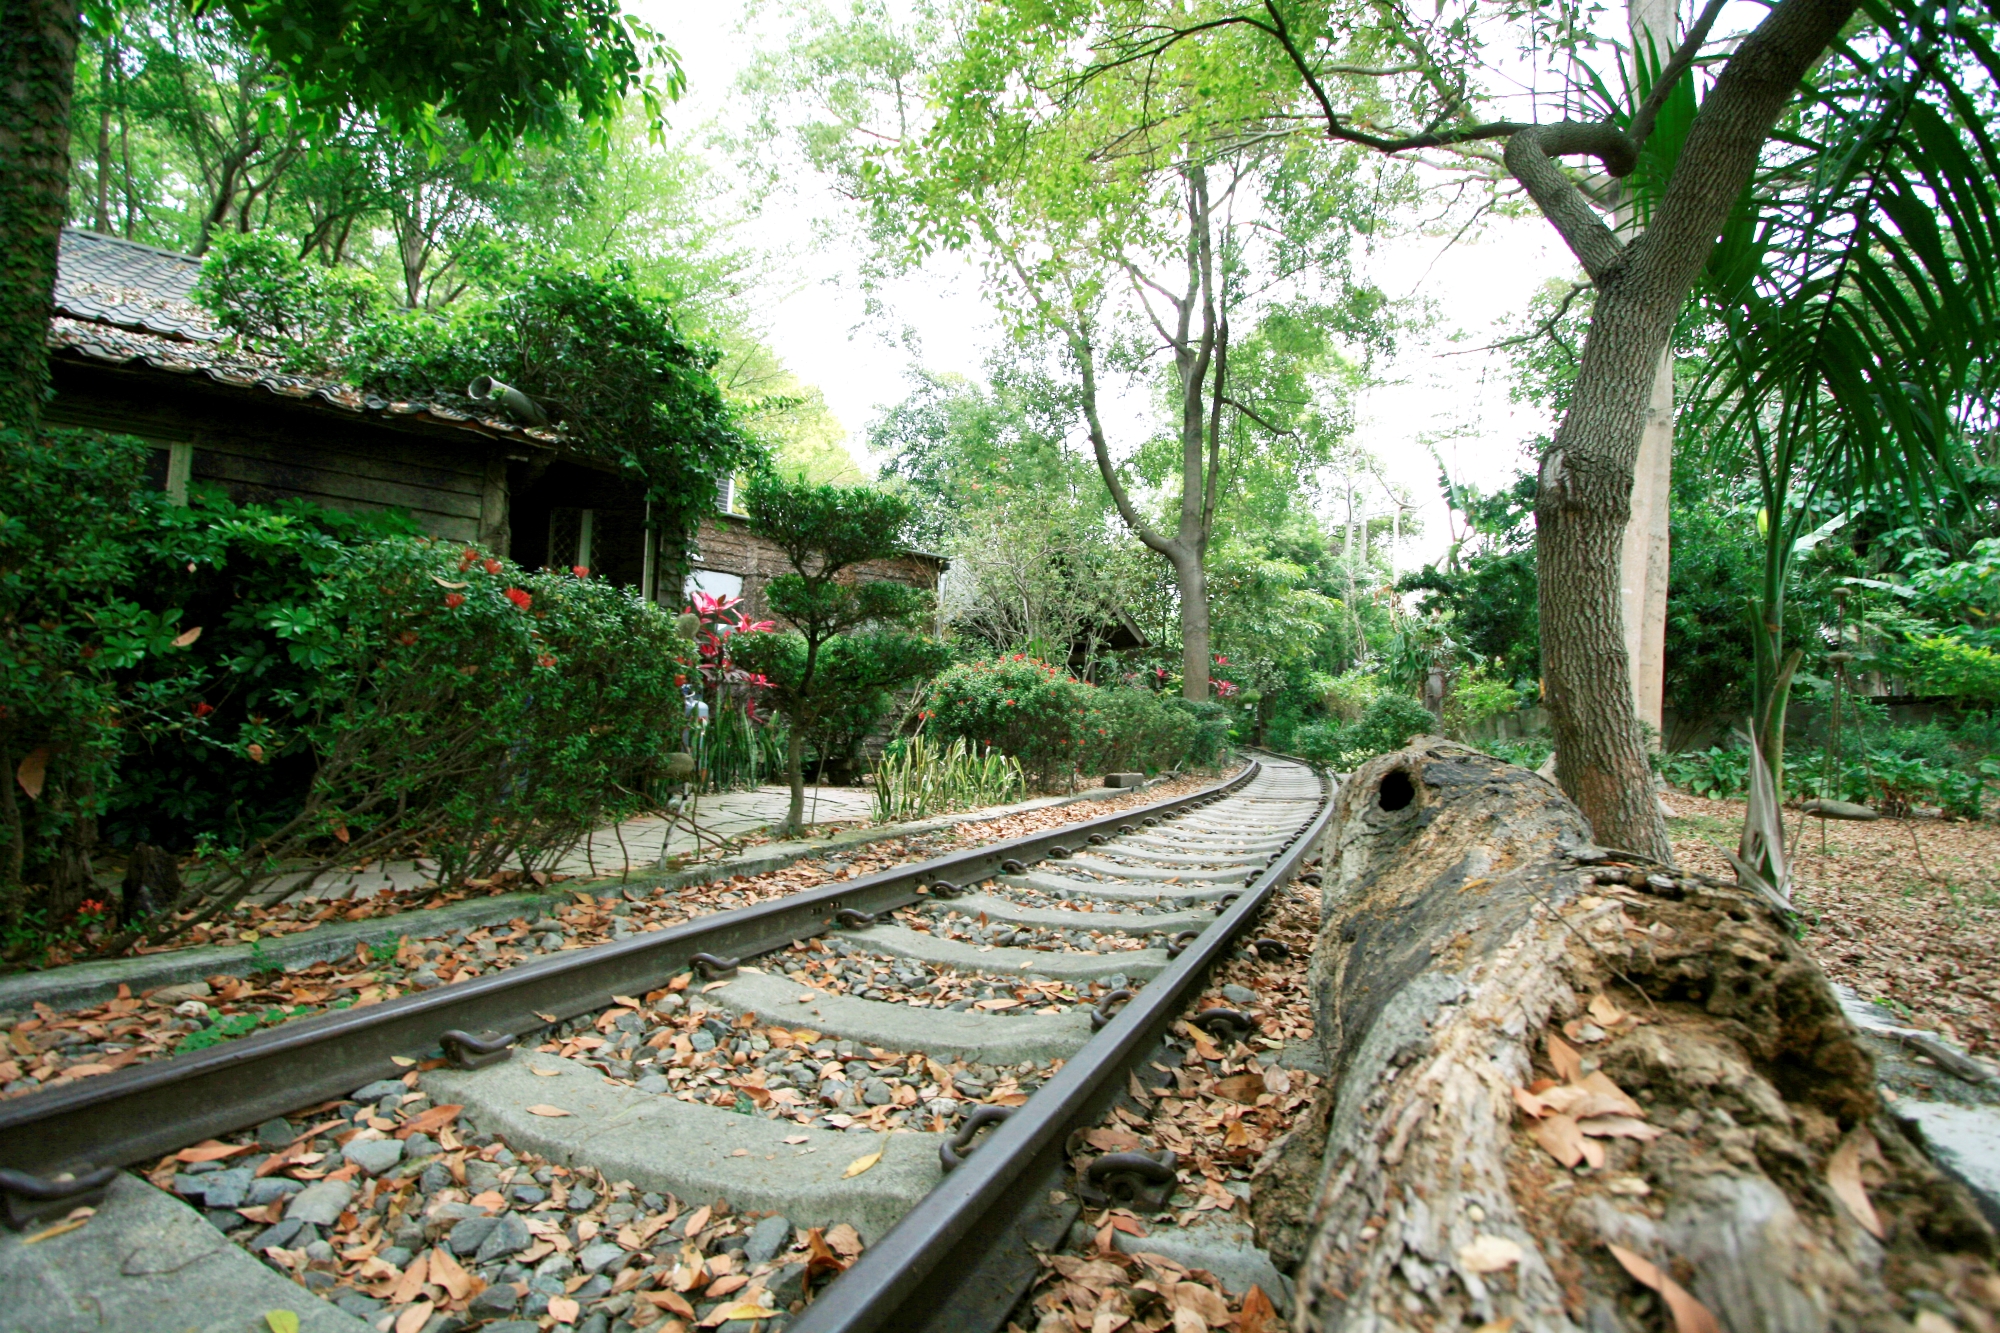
[
  {"left": 172, "top": 1173, "right": 208, "bottom": 1200},
  {"left": 421, "top": 1162, "right": 453, "bottom": 1194},
  {"left": 342, "top": 1137, "right": 405, "bottom": 1176},
  {"left": 860, "top": 1079, "right": 893, "bottom": 1107},
  {"left": 1221, "top": 983, "right": 1259, "bottom": 1005},
  {"left": 509, "top": 1184, "right": 547, "bottom": 1206},
  {"left": 1897, "top": 1100, "right": 2000, "bottom": 1226},
  {"left": 246, "top": 1177, "right": 302, "bottom": 1206},
  {"left": 352, "top": 1078, "right": 406, "bottom": 1102},
  {"left": 409, "top": 969, "right": 442, "bottom": 990},
  {"left": 252, "top": 1218, "right": 312, "bottom": 1251},
  {"left": 474, "top": 1212, "right": 534, "bottom": 1263},
  {"left": 480, "top": 1324, "right": 541, "bottom": 1333},
  {"left": 578, "top": 1314, "right": 611, "bottom": 1333},
  {"left": 465, "top": 1160, "right": 504, "bottom": 1191},
  {"left": 403, "top": 1132, "right": 440, "bottom": 1159},
  {"left": 635, "top": 1074, "right": 671, "bottom": 1094},
  {"left": 255, "top": 1117, "right": 296, "bottom": 1148},
  {"left": 285, "top": 1179, "right": 354, "bottom": 1226},
  {"left": 203, "top": 1209, "right": 244, "bottom": 1232},
  {"left": 335, "top": 1292, "right": 384, "bottom": 1317},
  {"left": 572, "top": 1274, "right": 613, "bottom": 1302},
  {"left": 470, "top": 1283, "right": 522, "bottom": 1314},
  {"left": 766, "top": 1262, "right": 809, "bottom": 1308},
  {"left": 568, "top": 1185, "right": 597, "bottom": 1212},
  {"left": 690, "top": 1029, "right": 717, "bottom": 1052},
  {"left": 578, "top": 1240, "right": 627, "bottom": 1274},
  {"left": 379, "top": 1246, "right": 413, "bottom": 1268},
  {"left": 149, "top": 981, "right": 212, "bottom": 1005},
  {"left": 198, "top": 1167, "right": 253, "bottom": 1209},
  {"left": 745, "top": 1214, "right": 793, "bottom": 1267},
  {"left": 448, "top": 1215, "right": 501, "bottom": 1255},
  {"left": 303, "top": 1239, "right": 337, "bottom": 1263},
  {"left": 534, "top": 1253, "right": 576, "bottom": 1280}
]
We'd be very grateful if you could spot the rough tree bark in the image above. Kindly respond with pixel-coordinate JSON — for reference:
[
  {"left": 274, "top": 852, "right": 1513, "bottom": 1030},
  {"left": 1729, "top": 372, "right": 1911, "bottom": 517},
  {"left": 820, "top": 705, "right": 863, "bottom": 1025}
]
[
  {"left": 1513, "top": 0, "right": 1860, "bottom": 861},
  {"left": 1260, "top": 740, "right": 1995, "bottom": 1329},
  {"left": 0, "top": 0, "right": 81, "bottom": 432}
]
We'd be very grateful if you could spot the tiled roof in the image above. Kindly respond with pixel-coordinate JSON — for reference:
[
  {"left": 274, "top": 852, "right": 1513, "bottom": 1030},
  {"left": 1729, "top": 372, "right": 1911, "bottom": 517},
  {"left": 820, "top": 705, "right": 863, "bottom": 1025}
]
[{"left": 48, "top": 229, "right": 559, "bottom": 444}]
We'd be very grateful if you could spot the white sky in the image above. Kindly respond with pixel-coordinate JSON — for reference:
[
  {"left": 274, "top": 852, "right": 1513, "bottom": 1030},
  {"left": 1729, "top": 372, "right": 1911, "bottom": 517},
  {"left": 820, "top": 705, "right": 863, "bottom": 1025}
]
[{"left": 644, "top": 2, "right": 1580, "bottom": 570}]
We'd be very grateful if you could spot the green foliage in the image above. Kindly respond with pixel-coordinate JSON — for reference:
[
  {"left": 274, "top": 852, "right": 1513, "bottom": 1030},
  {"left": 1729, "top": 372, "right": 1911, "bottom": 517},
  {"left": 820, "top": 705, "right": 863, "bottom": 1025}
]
[
  {"left": 925, "top": 657, "right": 1094, "bottom": 790},
  {"left": 0, "top": 427, "right": 176, "bottom": 900},
  {"left": 924, "top": 658, "right": 1217, "bottom": 788},
  {"left": 209, "top": 0, "right": 678, "bottom": 150},
  {"left": 1659, "top": 747, "right": 1754, "bottom": 801},
  {"left": 1444, "top": 664, "right": 1526, "bottom": 736},
  {"left": 871, "top": 734, "right": 1024, "bottom": 822},
  {"left": 1891, "top": 636, "right": 2000, "bottom": 702},
  {"left": 1273, "top": 692, "right": 1432, "bottom": 771},
  {"left": 194, "top": 233, "right": 390, "bottom": 368}
]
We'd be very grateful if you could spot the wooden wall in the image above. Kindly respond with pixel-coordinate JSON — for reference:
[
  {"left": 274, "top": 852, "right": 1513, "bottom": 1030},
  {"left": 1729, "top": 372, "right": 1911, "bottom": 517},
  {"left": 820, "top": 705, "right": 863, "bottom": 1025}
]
[
  {"left": 686, "top": 512, "right": 941, "bottom": 618},
  {"left": 48, "top": 360, "right": 505, "bottom": 545}
]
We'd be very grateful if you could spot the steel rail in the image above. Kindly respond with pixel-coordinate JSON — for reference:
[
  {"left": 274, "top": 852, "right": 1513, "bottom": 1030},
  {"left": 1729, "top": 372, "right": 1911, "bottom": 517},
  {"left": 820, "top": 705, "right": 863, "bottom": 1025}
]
[
  {"left": 0, "top": 764, "right": 1259, "bottom": 1187},
  {"left": 791, "top": 764, "right": 1337, "bottom": 1333}
]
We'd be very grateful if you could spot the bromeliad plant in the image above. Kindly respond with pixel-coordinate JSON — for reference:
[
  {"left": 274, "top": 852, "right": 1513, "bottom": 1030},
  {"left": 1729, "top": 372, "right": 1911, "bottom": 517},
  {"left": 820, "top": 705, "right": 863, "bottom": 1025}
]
[
  {"left": 675, "top": 590, "right": 780, "bottom": 792},
  {"left": 870, "top": 733, "right": 1025, "bottom": 823}
]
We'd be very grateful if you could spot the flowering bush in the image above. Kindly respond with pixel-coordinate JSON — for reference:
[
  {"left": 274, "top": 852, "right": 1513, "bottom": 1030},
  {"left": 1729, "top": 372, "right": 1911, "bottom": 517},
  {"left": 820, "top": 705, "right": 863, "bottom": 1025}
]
[{"left": 925, "top": 657, "right": 1093, "bottom": 789}]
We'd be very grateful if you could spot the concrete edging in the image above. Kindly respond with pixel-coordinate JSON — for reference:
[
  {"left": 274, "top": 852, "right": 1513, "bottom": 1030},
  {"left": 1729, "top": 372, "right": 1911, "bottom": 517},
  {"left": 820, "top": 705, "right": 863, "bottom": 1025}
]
[{"left": 0, "top": 775, "right": 1184, "bottom": 1015}]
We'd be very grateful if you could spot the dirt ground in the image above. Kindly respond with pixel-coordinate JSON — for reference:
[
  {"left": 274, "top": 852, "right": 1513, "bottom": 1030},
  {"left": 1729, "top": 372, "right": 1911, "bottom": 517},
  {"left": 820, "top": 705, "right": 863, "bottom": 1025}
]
[{"left": 1666, "top": 792, "right": 2000, "bottom": 1056}]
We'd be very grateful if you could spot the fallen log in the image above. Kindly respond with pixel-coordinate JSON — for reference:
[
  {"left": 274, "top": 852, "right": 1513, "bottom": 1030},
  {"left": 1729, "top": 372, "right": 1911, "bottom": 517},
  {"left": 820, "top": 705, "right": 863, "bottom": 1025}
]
[{"left": 1266, "top": 739, "right": 1996, "bottom": 1331}]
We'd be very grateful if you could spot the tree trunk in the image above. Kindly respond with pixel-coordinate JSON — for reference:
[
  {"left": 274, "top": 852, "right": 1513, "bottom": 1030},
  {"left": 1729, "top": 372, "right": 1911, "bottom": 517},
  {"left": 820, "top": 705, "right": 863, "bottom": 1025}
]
[
  {"left": 785, "top": 725, "right": 807, "bottom": 834},
  {"left": 1275, "top": 740, "right": 1995, "bottom": 1330},
  {"left": 0, "top": 0, "right": 81, "bottom": 433},
  {"left": 1177, "top": 551, "right": 1211, "bottom": 702}
]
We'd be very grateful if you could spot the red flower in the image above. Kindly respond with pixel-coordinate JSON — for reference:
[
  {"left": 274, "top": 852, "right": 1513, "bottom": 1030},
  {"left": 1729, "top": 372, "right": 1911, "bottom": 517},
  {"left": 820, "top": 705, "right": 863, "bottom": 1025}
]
[
  {"left": 193, "top": 702, "right": 214, "bottom": 718},
  {"left": 483, "top": 558, "right": 503, "bottom": 575},
  {"left": 444, "top": 593, "right": 465, "bottom": 609},
  {"left": 1214, "top": 654, "right": 1228, "bottom": 665},
  {"left": 572, "top": 565, "right": 589, "bottom": 577},
  {"left": 505, "top": 588, "right": 532, "bottom": 610},
  {"left": 398, "top": 630, "right": 418, "bottom": 646},
  {"left": 535, "top": 654, "right": 557, "bottom": 669}
]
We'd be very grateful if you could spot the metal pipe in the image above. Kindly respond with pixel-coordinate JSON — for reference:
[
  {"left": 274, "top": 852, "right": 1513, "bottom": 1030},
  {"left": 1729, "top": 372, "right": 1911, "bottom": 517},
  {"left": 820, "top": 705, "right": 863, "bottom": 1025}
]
[{"left": 466, "top": 375, "right": 550, "bottom": 428}]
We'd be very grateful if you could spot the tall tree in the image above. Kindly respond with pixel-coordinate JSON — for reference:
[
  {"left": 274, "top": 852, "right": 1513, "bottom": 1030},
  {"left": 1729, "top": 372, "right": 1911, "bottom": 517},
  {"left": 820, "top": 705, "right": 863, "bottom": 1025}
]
[
  {"left": 0, "top": 0, "right": 677, "bottom": 430},
  {"left": 749, "top": 3, "right": 1398, "bottom": 700},
  {"left": 938, "top": 0, "right": 2000, "bottom": 859}
]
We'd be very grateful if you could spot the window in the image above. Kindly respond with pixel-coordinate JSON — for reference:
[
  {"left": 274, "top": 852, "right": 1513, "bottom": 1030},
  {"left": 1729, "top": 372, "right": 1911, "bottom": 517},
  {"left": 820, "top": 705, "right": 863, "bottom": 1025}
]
[
  {"left": 716, "top": 475, "right": 736, "bottom": 513},
  {"left": 684, "top": 569, "right": 743, "bottom": 603}
]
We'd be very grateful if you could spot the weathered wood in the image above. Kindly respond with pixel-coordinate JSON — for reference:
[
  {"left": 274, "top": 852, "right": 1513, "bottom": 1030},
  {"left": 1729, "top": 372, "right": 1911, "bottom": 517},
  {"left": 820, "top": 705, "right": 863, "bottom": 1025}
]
[{"left": 1278, "top": 739, "right": 1995, "bottom": 1331}]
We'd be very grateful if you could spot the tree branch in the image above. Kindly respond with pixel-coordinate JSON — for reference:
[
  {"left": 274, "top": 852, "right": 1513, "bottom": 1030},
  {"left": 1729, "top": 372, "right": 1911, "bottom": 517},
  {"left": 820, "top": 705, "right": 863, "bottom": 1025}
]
[
  {"left": 1629, "top": 0, "right": 1729, "bottom": 151},
  {"left": 1504, "top": 123, "right": 1630, "bottom": 280}
]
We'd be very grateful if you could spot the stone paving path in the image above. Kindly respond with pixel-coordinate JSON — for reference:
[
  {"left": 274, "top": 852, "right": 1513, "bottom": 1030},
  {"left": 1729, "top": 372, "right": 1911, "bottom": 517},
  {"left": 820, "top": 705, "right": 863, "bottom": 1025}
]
[{"left": 264, "top": 784, "right": 879, "bottom": 904}]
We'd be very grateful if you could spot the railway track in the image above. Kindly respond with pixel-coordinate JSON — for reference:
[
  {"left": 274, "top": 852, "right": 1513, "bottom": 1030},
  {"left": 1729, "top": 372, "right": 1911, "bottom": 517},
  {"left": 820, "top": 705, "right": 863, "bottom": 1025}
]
[{"left": 1, "top": 755, "right": 1333, "bottom": 1333}]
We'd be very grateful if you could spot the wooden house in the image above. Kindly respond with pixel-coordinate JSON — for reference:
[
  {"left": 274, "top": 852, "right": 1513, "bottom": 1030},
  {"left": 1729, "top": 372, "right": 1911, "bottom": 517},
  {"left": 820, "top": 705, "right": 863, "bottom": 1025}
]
[{"left": 45, "top": 229, "right": 941, "bottom": 613}]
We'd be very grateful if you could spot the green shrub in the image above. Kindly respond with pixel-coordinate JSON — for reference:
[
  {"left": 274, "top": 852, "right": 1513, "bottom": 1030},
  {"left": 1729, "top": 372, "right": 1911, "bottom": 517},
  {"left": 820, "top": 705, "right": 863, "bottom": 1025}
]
[
  {"left": 1339, "top": 693, "right": 1436, "bottom": 763},
  {"left": 927, "top": 657, "right": 1092, "bottom": 788},
  {"left": 927, "top": 661, "right": 1226, "bottom": 787},
  {"left": 1085, "top": 688, "right": 1198, "bottom": 776},
  {"left": 1660, "top": 746, "right": 1753, "bottom": 799}
]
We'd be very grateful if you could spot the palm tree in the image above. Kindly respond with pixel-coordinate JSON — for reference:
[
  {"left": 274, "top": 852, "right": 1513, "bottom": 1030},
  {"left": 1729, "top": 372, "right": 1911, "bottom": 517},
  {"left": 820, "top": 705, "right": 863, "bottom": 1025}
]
[{"left": 1682, "top": 4, "right": 2000, "bottom": 892}]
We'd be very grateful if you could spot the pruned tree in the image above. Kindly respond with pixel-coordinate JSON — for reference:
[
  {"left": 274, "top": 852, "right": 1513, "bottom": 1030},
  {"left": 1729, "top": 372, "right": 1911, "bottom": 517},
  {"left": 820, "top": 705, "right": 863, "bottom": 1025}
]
[{"left": 731, "top": 473, "right": 950, "bottom": 833}]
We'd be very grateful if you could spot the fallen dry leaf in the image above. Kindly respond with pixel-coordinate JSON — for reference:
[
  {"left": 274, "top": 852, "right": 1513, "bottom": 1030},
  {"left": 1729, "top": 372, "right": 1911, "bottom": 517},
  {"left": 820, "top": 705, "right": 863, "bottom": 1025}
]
[
  {"left": 1828, "top": 1127, "right": 1886, "bottom": 1239},
  {"left": 394, "top": 1300, "right": 433, "bottom": 1333},
  {"left": 824, "top": 1222, "right": 863, "bottom": 1258},
  {"left": 1457, "top": 1234, "right": 1524, "bottom": 1273},
  {"left": 1588, "top": 993, "right": 1628, "bottom": 1027},
  {"left": 525, "top": 1104, "right": 572, "bottom": 1117},
  {"left": 547, "top": 1295, "right": 580, "bottom": 1323},
  {"left": 1577, "top": 1114, "right": 1664, "bottom": 1142},
  {"left": 1237, "top": 1285, "right": 1279, "bottom": 1333},
  {"left": 682, "top": 1205, "right": 711, "bottom": 1238},
  {"left": 16, "top": 748, "right": 49, "bottom": 800},
  {"left": 1530, "top": 1113, "right": 1587, "bottom": 1168},
  {"left": 843, "top": 1142, "right": 886, "bottom": 1178},
  {"left": 1548, "top": 1032, "right": 1584, "bottom": 1083},
  {"left": 1607, "top": 1243, "right": 1721, "bottom": 1333},
  {"left": 428, "top": 1245, "right": 472, "bottom": 1301}
]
